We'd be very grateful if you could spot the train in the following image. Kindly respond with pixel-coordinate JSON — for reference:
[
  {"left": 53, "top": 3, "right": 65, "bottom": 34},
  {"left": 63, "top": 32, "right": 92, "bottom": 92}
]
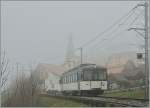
[{"left": 47, "top": 64, "right": 108, "bottom": 96}]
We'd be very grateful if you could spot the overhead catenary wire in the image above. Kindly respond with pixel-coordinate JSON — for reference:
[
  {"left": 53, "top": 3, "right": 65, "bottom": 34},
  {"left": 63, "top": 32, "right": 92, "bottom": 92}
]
[
  {"left": 75, "top": 3, "right": 144, "bottom": 65},
  {"left": 84, "top": 10, "right": 143, "bottom": 63},
  {"left": 79, "top": 4, "right": 139, "bottom": 49},
  {"left": 128, "top": 9, "right": 144, "bottom": 27},
  {"left": 87, "top": 29, "right": 126, "bottom": 58},
  {"left": 77, "top": 7, "right": 137, "bottom": 60},
  {"left": 88, "top": 7, "right": 144, "bottom": 52},
  {"left": 89, "top": 24, "right": 128, "bottom": 50}
]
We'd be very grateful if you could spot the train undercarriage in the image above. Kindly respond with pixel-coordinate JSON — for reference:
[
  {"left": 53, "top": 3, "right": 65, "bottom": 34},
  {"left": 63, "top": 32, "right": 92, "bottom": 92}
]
[{"left": 62, "top": 89, "right": 104, "bottom": 96}]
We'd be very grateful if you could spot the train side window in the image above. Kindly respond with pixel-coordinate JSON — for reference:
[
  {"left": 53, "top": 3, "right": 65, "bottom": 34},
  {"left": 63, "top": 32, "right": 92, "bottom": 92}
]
[
  {"left": 68, "top": 76, "right": 70, "bottom": 83},
  {"left": 75, "top": 73, "right": 77, "bottom": 82},
  {"left": 59, "top": 79, "right": 62, "bottom": 84},
  {"left": 70, "top": 75, "right": 72, "bottom": 83},
  {"left": 64, "top": 77, "right": 65, "bottom": 84},
  {"left": 72, "top": 74, "right": 74, "bottom": 82},
  {"left": 76, "top": 73, "right": 78, "bottom": 81},
  {"left": 63, "top": 77, "right": 66, "bottom": 84},
  {"left": 71, "top": 74, "right": 74, "bottom": 82},
  {"left": 63, "top": 77, "right": 64, "bottom": 83},
  {"left": 69, "top": 75, "right": 71, "bottom": 83},
  {"left": 77, "top": 72, "right": 80, "bottom": 81},
  {"left": 70, "top": 75, "right": 71, "bottom": 83},
  {"left": 72, "top": 74, "right": 73, "bottom": 83},
  {"left": 64, "top": 77, "right": 65, "bottom": 83},
  {"left": 65, "top": 77, "right": 66, "bottom": 83},
  {"left": 71, "top": 75, "right": 72, "bottom": 83},
  {"left": 67, "top": 76, "right": 69, "bottom": 83},
  {"left": 74, "top": 74, "right": 75, "bottom": 82},
  {"left": 77, "top": 71, "right": 83, "bottom": 81},
  {"left": 73, "top": 73, "right": 75, "bottom": 82},
  {"left": 74, "top": 73, "right": 76, "bottom": 82},
  {"left": 68, "top": 76, "right": 69, "bottom": 83},
  {"left": 59, "top": 78, "right": 63, "bottom": 84}
]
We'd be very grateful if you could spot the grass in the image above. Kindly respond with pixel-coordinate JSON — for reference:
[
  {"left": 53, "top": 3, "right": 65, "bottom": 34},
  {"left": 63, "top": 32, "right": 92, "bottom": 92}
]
[
  {"left": 37, "top": 95, "right": 88, "bottom": 107},
  {"left": 36, "top": 89, "right": 145, "bottom": 107},
  {"left": 103, "top": 88, "right": 145, "bottom": 99}
]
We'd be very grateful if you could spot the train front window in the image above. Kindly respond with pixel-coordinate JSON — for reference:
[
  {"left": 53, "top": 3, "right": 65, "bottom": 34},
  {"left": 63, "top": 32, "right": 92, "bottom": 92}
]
[
  {"left": 93, "top": 71, "right": 99, "bottom": 80},
  {"left": 83, "top": 70, "right": 92, "bottom": 81},
  {"left": 97, "top": 71, "right": 107, "bottom": 80},
  {"left": 83, "top": 69, "right": 107, "bottom": 81}
]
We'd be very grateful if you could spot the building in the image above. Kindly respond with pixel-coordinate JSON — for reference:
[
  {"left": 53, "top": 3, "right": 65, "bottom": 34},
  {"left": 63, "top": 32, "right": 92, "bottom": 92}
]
[
  {"left": 63, "top": 35, "right": 80, "bottom": 70},
  {"left": 34, "top": 35, "right": 80, "bottom": 92},
  {"left": 45, "top": 71, "right": 61, "bottom": 92},
  {"left": 106, "top": 52, "right": 140, "bottom": 74},
  {"left": 34, "top": 63, "right": 66, "bottom": 92}
]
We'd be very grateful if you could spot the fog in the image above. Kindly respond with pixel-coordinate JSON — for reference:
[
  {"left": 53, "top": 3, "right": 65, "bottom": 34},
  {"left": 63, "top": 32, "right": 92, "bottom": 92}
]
[{"left": 2, "top": 1, "right": 143, "bottom": 70}]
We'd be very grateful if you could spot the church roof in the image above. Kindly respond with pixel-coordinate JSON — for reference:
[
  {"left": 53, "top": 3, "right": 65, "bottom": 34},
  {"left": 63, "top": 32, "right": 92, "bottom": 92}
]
[{"left": 35, "top": 63, "right": 67, "bottom": 79}]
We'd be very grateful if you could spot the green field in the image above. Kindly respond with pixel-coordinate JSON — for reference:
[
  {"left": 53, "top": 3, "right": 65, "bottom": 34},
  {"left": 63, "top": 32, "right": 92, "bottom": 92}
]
[
  {"left": 103, "top": 88, "right": 145, "bottom": 99},
  {"left": 36, "top": 89, "right": 145, "bottom": 107},
  {"left": 37, "top": 95, "right": 88, "bottom": 107}
]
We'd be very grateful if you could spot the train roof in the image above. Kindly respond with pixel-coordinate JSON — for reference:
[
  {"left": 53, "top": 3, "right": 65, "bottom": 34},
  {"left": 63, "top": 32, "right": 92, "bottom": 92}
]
[{"left": 62, "top": 63, "right": 106, "bottom": 75}]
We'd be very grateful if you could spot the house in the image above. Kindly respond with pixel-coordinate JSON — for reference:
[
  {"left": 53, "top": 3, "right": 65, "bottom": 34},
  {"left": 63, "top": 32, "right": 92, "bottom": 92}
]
[
  {"left": 34, "top": 63, "right": 66, "bottom": 92},
  {"left": 106, "top": 52, "right": 138, "bottom": 74},
  {"left": 45, "top": 72, "right": 61, "bottom": 92}
]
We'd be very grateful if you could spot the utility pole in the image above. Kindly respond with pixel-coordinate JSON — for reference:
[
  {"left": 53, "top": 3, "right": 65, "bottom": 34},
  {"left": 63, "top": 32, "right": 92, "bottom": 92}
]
[
  {"left": 16, "top": 63, "right": 19, "bottom": 75},
  {"left": 128, "top": 2, "right": 149, "bottom": 99},
  {"left": 78, "top": 47, "right": 83, "bottom": 64},
  {"left": 144, "top": 1, "right": 149, "bottom": 100}
]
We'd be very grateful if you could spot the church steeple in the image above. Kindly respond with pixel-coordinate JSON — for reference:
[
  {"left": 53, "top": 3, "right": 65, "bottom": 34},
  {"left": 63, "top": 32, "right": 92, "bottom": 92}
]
[
  {"left": 65, "top": 34, "right": 75, "bottom": 62},
  {"left": 63, "top": 33, "right": 77, "bottom": 70}
]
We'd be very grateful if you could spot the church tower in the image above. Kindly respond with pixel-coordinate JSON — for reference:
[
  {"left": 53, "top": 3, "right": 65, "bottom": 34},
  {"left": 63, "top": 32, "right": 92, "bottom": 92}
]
[
  {"left": 65, "top": 34, "right": 75, "bottom": 62},
  {"left": 63, "top": 34, "right": 79, "bottom": 70}
]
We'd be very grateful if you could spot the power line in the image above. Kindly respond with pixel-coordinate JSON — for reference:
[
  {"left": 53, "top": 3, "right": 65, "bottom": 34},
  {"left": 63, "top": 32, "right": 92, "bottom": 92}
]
[
  {"left": 128, "top": 9, "right": 144, "bottom": 27},
  {"left": 94, "top": 29, "right": 126, "bottom": 51},
  {"left": 88, "top": 8, "right": 144, "bottom": 52},
  {"left": 80, "top": 5, "right": 138, "bottom": 48}
]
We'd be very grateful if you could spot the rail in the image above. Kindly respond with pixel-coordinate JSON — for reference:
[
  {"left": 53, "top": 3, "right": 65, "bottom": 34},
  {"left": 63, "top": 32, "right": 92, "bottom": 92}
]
[
  {"left": 40, "top": 93, "right": 149, "bottom": 107},
  {"left": 105, "top": 86, "right": 145, "bottom": 94}
]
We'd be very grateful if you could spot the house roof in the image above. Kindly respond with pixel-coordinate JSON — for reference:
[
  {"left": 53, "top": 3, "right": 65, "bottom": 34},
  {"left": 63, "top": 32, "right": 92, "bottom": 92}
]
[{"left": 35, "top": 63, "right": 67, "bottom": 79}]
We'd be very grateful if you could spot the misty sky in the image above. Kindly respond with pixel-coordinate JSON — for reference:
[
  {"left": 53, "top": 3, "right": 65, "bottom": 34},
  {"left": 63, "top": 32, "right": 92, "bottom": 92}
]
[{"left": 2, "top": 1, "right": 144, "bottom": 69}]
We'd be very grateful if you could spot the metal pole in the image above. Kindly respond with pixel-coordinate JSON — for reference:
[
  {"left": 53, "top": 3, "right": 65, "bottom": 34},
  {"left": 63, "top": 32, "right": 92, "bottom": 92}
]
[
  {"left": 78, "top": 47, "right": 83, "bottom": 65},
  {"left": 144, "top": 1, "right": 149, "bottom": 100},
  {"left": 80, "top": 47, "right": 83, "bottom": 64}
]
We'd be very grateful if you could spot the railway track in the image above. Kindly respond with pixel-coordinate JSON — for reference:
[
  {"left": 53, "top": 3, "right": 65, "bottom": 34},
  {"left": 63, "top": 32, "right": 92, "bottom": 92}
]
[
  {"left": 97, "top": 95, "right": 149, "bottom": 101},
  {"left": 95, "top": 96, "right": 149, "bottom": 107},
  {"left": 41, "top": 93, "right": 149, "bottom": 107}
]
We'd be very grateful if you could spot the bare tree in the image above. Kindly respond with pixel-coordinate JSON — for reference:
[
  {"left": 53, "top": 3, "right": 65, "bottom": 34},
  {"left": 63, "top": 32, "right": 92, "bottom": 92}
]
[
  {"left": 19, "top": 71, "right": 26, "bottom": 106},
  {"left": 0, "top": 51, "right": 9, "bottom": 89},
  {"left": 29, "top": 66, "right": 41, "bottom": 106},
  {"left": 3, "top": 64, "right": 42, "bottom": 107},
  {"left": 0, "top": 51, "right": 10, "bottom": 107}
]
